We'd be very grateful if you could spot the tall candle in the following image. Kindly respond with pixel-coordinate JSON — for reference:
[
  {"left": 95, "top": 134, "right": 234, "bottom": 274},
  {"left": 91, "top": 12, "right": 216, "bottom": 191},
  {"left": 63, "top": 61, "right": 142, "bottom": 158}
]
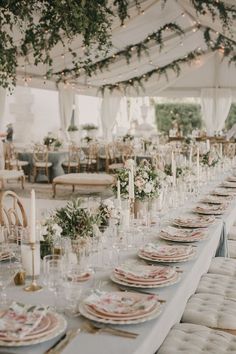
[
  {"left": 30, "top": 189, "right": 36, "bottom": 243},
  {"left": 129, "top": 166, "right": 135, "bottom": 199},
  {"left": 189, "top": 147, "right": 192, "bottom": 167},
  {"left": 220, "top": 143, "right": 223, "bottom": 158},
  {"left": 206, "top": 139, "right": 210, "bottom": 152},
  {"left": 196, "top": 147, "right": 200, "bottom": 181},
  {"left": 171, "top": 152, "right": 176, "bottom": 187},
  {"left": 117, "top": 179, "right": 121, "bottom": 208}
]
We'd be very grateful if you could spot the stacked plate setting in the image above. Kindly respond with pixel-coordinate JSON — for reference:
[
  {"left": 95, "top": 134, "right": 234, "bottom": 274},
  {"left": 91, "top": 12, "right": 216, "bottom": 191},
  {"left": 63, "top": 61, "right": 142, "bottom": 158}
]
[
  {"left": 159, "top": 226, "right": 208, "bottom": 242},
  {"left": 138, "top": 244, "right": 196, "bottom": 263},
  {"left": 193, "top": 203, "right": 227, "bottom": 215},
  {"left": 173, "top": 215, "right": 215, "bottom": 228},
  {"left": 212, "top": 189, "right": 236, "bottom": 196},
  {"left": 111, "top": 262, "right": 181, "bottom": 288},
  {"left": 221, "top": 181, "right": 236, "bottom": 188},
  {"left": 79, "top": 291, "right": 162, "bottom": 324},
  {"left": 0, "top": 251, "right": 13, "bottom": 262},
  {"left": 0, "top": 302, "right": 67, "bottom": 347},
  {"left": 200, "top": 195, "right": 232, "bottom": 204}
]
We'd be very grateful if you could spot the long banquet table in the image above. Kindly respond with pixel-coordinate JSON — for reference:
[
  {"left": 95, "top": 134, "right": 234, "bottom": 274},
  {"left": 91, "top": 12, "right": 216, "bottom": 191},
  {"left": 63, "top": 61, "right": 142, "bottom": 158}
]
[{"left": 2, "top": 176, "right": 236, "bottom": 354}]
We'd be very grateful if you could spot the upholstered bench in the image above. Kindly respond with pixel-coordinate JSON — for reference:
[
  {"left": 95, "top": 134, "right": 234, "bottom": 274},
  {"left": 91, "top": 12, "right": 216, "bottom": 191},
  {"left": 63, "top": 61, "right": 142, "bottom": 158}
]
[
  {"left": 196, "top": 273, "right": 236, "bottom": 299},
  {"left": 208, "top": 257, "right": 236, "bottom": 277},
  {"left": 0, "top": 169, "right": 25, "bottom": 189},
  {"left": 182, "top": 293, "right": 236, "bottom": 332},
  {"left": 158, "top": 323, "right": 236, "bottom": 354},
  {"left": 52, "top": 173, "right": 115, "bottom": 197}
]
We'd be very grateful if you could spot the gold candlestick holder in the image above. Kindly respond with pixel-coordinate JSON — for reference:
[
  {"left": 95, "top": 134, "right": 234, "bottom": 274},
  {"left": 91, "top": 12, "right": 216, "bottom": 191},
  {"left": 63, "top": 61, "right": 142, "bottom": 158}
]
[
  {"left": 129, "top": 197, "right": 135, "bottom": 218},
  {"left": 24, "top": 242, "right": 42, "bottom": 292}
]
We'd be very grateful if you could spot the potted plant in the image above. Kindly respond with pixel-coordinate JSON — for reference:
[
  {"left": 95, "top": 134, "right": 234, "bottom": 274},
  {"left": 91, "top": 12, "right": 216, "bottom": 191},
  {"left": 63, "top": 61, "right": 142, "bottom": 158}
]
[
  {"left": 67, "top": 124, "right": 79, "bottom": 142},
  {"left": 82, "top": 124, "right": 98, "bottom": 139}
]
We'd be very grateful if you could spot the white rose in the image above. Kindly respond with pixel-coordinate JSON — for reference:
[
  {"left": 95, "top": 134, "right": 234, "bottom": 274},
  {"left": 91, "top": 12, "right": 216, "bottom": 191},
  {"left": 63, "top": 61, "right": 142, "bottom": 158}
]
[
  {"left": 52, "top": 224, "right": 62, "bottom": 237},
  {"left": 144, "top": 182, "right": 153, "bottom": 194}
]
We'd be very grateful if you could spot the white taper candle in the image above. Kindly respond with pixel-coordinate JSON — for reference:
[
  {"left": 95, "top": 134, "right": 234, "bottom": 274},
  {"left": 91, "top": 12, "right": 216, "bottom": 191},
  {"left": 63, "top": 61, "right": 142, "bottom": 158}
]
[{"left": 30, "top": 189, "right": 36, "bottom": 243}]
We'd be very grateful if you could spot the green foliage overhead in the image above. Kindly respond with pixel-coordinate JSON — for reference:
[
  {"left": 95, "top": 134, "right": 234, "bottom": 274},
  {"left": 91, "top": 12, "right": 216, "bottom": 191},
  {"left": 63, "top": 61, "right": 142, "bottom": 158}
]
[
  {"left": 155, "top": 103, "right": 202, "bottom": 136},
  {"left": 0, "top": 0, "right": 140, "bottom": 89}
]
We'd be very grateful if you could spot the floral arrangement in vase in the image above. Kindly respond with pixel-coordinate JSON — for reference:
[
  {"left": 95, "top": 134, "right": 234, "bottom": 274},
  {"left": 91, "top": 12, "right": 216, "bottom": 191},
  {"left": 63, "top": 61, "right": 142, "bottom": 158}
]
[
  {"left": 164, "top": 164, "right": 191, "bottom": 178},
  {"left": 40, "top": 198, "right": 100, "bottom": 257},
  {"left": 201, "top": 151, "right": 219, "bottom": 167},
  {"left": 43, "top": 133, "right": 62, "bottom": 150},
  {"left": 113, "top": 160, "right": 161, "bottom": 201},
  {"left": 97, "top": 199, "right": 121, "bottom": 226}
]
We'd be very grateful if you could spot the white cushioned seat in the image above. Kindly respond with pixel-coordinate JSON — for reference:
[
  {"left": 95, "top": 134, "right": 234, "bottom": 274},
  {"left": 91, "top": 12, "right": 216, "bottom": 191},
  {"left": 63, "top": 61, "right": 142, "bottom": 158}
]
[
  {"left": 53, "top": 173, "right": 114, "bottom": 186},
  {"left": 10, "top": 160, "right": 29, "bottom": 167},
  {"left": 0, "top": 169, "right": 24, "bottom": 180},
  {"left": 182, "top": 293, "right": 236, "bottom": 329},
  {"left": 158, "top": 323, "right": 236, "bottom": 354},
  {"left": 108, "top": 163, "right": 124, "bottom": 170},
  {"left": 34, "top": 162, "right": 52, "bottom": 168},
  {"left": 208, "top": 257, "right": 236, "bottom": 277},
  {"left": 228, "top": 226, "right": 236, "bottom": 240},
  {"left": 62, "top": 161, "right": 79, "bottom": 167},
  {"left": 196, "top": 273, "right": 236, "bottom": 299},
  {"left": 52, "top": 173, "right": 115, "bottom": 197}
]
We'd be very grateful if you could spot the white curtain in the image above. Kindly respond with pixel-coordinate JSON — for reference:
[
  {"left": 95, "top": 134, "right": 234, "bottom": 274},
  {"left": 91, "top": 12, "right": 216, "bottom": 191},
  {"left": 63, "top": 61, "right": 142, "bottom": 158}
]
[
  {"left": 101, "top": 90, "right": 122, "bottom": 140},
  {"left": 58, "top": 84, "right": 75, "bottom": 140},
  {"left": 215, "top": 89, "right": 232, "bottom": 132},
  {"left": 0, "top": 88, "right": 6, "bottom": 169},
  {"left": 201, "top": 88, "right": 232, "bottom": 135}
]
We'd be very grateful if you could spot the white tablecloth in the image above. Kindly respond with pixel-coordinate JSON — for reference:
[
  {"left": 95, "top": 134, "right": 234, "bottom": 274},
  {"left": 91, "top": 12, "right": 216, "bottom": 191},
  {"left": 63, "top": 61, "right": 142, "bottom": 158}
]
[{"left": 2, "top": 179, "right": 236, "bottom": 354}]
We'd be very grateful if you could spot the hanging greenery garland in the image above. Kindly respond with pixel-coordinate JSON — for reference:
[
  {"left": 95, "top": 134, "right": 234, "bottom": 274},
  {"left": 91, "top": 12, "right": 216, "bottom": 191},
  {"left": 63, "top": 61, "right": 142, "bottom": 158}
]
[
  {"left": 99, "top": 49, "right": 204, "bottom": 94},
  {"left": 0, "top": 0, "right": 141, "bottom": 89},
  {"left": 54, "top": 23, "right": 184, "bottom": 81},
  {"left": 0, "top": 0, "right": 235, "bottom": 89}
]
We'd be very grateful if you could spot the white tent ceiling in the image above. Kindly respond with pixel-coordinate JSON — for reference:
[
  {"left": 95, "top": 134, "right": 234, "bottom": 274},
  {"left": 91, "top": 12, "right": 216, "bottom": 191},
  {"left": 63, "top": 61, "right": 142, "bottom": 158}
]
[{"left": 15, "top": 0, "right": 236, "bottom": 98}]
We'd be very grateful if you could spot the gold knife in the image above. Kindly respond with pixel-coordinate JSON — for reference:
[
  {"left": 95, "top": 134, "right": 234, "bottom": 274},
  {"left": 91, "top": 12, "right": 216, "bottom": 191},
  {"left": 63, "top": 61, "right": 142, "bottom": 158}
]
[{"left": 46, "top": 329, "right": 79, "bottom": 354}]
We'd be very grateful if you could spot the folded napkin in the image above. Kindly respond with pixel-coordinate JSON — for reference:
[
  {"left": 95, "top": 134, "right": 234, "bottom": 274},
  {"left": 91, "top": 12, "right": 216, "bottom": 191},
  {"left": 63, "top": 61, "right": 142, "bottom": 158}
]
[
  {"left": 161, "top": 226, "right": 203, "bottom": 238},
  {"left": 0, "top": 302, "right": 48, "bottom": 339},
  {"left": 140, "top": 243, "right": 193, "bottom": 257},
  {"left": 114, "top": 263, "right": 175, "bottom": 280},
  {"left": 84, "top": 291, "right": 158, "bottom": 316}
]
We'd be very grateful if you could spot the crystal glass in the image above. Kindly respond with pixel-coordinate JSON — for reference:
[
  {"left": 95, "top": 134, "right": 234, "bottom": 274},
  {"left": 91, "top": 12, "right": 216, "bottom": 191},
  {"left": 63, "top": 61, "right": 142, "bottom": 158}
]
[{"left": 0, "top": 260, "right": 18, "bottom": 305}]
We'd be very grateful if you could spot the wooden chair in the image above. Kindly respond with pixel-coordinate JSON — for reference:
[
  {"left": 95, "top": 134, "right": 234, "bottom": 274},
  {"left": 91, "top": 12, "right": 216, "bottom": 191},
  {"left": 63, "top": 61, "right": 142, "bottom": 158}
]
[
  {"left": 32, "top": 144, "right": 52, "bottom": 182},
  {"left": 80, "top": 143, "right": 99, "bottom": 172},
  {"left": 105, "top": 143, "right": 124, "bottom": 173},
  {"left": 62, "top": 144, "right": 80, "bottom": 173},
  {"left": 0, "top": 190, "right": 27, "bottom": 228},
  {"left": 4, "top": 143, "right": 29, "bottom": 175}
]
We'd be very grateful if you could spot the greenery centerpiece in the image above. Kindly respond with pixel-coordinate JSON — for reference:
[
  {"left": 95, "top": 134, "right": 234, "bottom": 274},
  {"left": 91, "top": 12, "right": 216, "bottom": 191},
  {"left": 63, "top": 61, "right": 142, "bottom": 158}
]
[
  {"left": 97, "top": 199, "right": 121, "bottom": 227},
  {"left": 201, "top": 151, "right": 219, "bottom": 167},
  {"left": 40, "top": 198, "right": 100, "bottom": 258},
  {"left": 67, "top": 125, "right": 78, "bottom": 132},
  {"left": 113, "top": 160, "right": 161, "bottom": 201},
  {"left": 43, "top": 134, "right": 62, "bottom": 151}
]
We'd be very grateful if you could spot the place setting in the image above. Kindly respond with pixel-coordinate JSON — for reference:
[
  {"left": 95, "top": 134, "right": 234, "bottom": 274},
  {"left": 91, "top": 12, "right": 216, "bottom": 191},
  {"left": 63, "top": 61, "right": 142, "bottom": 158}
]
[
  {"left": 110, "top": 260, "right": 182, "bottom": 289},
  {"left": 193, "top": 203, "right": 228, "bottom": 216},
  {"left": 0, "top": 302, "right": 67, "bottom": 348},
  {"left": 138, "top": 243, "right": 196, "bottom": 263},
  {"left": 172, "top": 215, "right": 215, "bottom": 229},
  {"left": 211, "top": 188, "right": 236, "bottom": 197},
  {"left": 79, "top": 290, "right": 163, "bottom": 325},
  {"left": 158, "top": 225, "right": 208, "bottom": 243},
  {"left": 200, "top": 195, "right": 232, "bottom": 205}
]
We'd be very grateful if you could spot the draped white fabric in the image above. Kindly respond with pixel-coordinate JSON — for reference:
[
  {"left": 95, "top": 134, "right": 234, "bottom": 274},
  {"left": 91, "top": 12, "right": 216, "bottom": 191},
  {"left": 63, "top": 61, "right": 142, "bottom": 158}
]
[
  {"left": 58, "top": 84, "right": 75, "bottom": 139},
  {"left": 200, "top": 88, "right": 232, "bottom": 135},
  {"left": 101, "top": 91, "right": 122, "bottom": 140},
  {"left": 0, "top": 88, "right": 6, "bottom": 168},
  {"left": 215, "top": 89, "right": 232, "bottom": 132}
]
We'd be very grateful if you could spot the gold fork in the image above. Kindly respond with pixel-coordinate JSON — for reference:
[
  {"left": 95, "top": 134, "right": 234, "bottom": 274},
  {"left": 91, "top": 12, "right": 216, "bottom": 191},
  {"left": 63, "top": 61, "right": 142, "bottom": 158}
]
[{"left": 81, "top": 321, "right": 138, "bottom": 339}]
